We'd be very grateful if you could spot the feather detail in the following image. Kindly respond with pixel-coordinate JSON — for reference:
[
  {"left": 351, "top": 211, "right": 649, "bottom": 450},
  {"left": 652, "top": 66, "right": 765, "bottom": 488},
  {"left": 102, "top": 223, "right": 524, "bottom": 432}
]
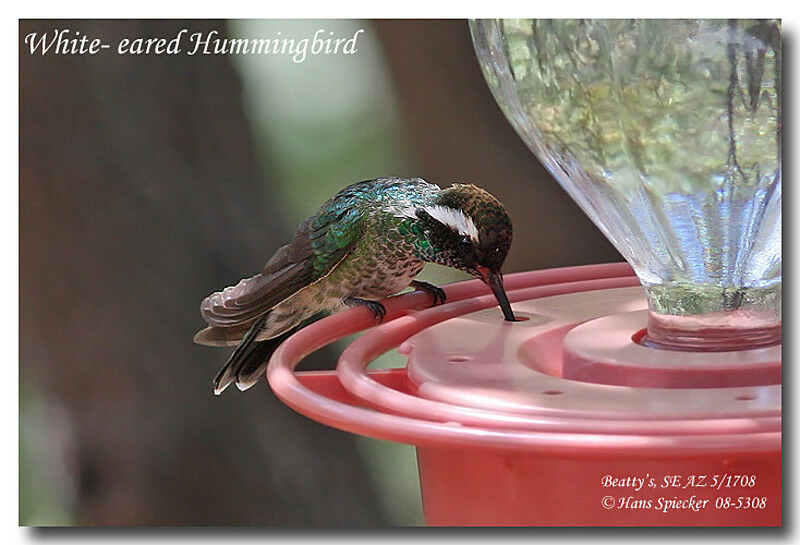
[
  {"left": 417, "top": 205, "right": 479, "bottom": 242},
  {"left": 212, "top": 312, "right": 326, "bottom": 395},
  {"left": 198, "top": 202, "right": 366, "bottom": 332},
  {"left": 198, "top": 177, "right": 445, "bottom": 392},
  {"left": 194, "top": 322, "right": 254, "bottom": 347},
  {"left": 212, "top": 313, "right": 269, "bottom": 395}
]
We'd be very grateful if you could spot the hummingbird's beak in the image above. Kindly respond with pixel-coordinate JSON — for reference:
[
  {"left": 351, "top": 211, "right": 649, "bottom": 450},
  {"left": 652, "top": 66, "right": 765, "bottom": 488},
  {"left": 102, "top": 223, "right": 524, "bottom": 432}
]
[{"left": 476, "top": 266, "right": 516, "bottom": 321}]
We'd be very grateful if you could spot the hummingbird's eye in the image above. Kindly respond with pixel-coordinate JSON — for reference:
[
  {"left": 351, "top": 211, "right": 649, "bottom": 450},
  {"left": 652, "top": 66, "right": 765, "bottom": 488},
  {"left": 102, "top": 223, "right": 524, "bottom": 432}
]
[{"left": 457, "top": 236, "right": 474, "bottom": 258}]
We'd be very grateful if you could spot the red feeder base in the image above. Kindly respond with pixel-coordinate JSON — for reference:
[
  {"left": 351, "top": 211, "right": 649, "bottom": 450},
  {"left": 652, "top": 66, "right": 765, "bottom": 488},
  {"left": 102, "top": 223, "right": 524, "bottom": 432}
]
[{"left": 267, "top": 264, "right": 781, "bottom": 526}]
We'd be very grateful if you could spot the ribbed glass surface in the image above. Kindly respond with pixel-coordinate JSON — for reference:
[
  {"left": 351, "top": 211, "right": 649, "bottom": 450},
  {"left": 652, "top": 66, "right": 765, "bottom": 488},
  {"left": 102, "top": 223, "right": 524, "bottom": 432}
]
[{"left": 471, "top": 19, "right": 781, "bottom": 349}]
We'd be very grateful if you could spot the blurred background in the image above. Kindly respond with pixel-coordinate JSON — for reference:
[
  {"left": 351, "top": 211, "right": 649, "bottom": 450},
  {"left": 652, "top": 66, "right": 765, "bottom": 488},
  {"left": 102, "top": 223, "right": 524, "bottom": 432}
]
[{"left": 20, "top": 19, "right": 619, "bottom": 526}]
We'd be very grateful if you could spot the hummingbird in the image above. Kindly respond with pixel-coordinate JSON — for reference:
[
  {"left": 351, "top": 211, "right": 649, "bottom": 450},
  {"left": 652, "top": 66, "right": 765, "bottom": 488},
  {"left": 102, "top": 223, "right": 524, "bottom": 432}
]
[{"left": 195, "top": 177, "right": 515, "bottom": 394}]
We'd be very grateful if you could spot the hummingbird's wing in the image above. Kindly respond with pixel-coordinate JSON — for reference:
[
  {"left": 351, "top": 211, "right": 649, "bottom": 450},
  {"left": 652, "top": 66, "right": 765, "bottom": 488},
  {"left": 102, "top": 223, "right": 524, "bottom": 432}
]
[{"left": 194, "top": 203, "right": 366, "bottom": 345}]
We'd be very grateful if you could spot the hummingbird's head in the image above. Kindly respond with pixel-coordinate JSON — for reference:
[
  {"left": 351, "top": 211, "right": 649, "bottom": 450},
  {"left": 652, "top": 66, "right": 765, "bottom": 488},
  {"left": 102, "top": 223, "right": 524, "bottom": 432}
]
[{"left": 414, "top": 184, "right": 516, "bottom": 321}]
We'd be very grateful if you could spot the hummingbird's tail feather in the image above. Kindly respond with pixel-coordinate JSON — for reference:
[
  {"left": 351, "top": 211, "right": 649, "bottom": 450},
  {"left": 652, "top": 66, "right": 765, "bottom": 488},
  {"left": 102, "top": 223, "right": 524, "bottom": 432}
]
[
  {"left": 213, "top": 312, "right": 269, "bottom": 395},
  {"left": 213, "top": 312, "right": 327, "bottom": 395},
  {"left": 232, "top": 338, "right": 285, "bottom": 392}
]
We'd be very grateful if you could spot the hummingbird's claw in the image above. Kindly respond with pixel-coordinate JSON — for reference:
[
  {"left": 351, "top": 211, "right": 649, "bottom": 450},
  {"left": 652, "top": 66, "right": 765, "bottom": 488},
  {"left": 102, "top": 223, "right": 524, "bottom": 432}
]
[
  {"left": 345, "top": 297, "right": 387, "bottom": 323},
  {"left": 411, "top": 280, "right": 447, "bottom": 307}
]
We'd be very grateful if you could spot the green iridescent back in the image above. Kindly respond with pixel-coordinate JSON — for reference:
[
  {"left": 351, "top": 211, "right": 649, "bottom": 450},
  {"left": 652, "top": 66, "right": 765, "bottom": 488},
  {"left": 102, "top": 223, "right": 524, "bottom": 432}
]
[{"left": 305, "top": 177, "right": 441, "bottom": 280}]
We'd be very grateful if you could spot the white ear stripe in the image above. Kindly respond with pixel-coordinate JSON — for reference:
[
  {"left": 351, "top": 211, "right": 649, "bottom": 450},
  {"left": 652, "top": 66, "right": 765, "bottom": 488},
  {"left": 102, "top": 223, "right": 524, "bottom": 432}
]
[{"left": 420, "top": 205, "right": 479, "bottom": 242}]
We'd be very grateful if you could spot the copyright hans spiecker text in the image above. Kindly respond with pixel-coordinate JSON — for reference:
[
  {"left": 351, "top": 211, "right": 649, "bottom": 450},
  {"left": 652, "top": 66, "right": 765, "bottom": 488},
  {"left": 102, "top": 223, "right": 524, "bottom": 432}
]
[
  {"left": 23, "top": 28, "right": 365, "bottom": 63},
  {"left": 600, "top": 473, "right": 768, "bottom": 514}
]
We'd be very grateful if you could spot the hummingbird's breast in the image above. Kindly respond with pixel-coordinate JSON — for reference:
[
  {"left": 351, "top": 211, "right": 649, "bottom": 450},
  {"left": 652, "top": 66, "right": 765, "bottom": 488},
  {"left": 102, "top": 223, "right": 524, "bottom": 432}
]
[
  {"left": 263, "top": 238, "right": 422, "bottom": 340},
  {"left": 326, "top": 209, "right": 425, "bottom": 300}
]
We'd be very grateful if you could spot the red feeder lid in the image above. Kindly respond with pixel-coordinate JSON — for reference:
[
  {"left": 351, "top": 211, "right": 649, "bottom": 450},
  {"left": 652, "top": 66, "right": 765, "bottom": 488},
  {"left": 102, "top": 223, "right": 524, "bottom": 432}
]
[{"left": 267, "top": 263, "right": 780, "bottom": 454}]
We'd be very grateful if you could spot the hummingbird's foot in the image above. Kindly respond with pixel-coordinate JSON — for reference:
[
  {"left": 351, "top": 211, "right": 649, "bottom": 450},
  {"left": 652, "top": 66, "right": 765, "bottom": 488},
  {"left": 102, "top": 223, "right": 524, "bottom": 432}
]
[
  {"left": 344, "top": 297, "right": 387, "bottom": 323},
  {"left": 411, "top": 280, "right": 447, "bottom": 306}
]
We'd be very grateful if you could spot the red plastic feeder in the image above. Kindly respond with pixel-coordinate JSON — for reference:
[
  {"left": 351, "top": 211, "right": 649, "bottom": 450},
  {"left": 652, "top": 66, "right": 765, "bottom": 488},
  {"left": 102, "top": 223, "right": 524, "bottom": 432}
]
[{"left": 266, "top": 263, "right": 781, "bottom": 526}]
